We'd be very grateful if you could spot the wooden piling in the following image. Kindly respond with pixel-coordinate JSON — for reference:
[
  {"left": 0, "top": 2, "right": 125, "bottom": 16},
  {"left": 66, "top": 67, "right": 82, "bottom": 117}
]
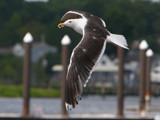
[
  {"left": 61, "top": 35, "right": 71, "bottom": 116},
  {"left": 145, "top": 49, "right": 153, "bottom": 107},
  {"left": 117, "top": 47, "right": 124, "bottom": 117},
  {"left": 139, "top": 40, "right": 148, "bottom": 115},
  {"left": 139, "top": 49, "right": 146, "bottom": 112},
  {"left": 22, "top": 32, "right": 33, "bottom": 117}
]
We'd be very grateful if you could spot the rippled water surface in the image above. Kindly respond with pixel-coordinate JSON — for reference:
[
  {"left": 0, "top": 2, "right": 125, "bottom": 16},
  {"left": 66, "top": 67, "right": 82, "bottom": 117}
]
[{"left": 0, "top": 95, "right": 160, "bottom": 116}]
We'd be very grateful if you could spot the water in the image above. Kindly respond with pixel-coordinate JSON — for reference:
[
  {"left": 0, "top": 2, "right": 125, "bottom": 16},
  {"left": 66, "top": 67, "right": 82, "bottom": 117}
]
[{"left": 0, "top": 95, "right": 160, "bottom": 116}]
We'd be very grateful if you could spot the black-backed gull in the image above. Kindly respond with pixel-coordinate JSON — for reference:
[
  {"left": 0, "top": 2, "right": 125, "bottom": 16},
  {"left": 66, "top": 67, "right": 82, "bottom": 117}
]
[{"left": 58, "top": 10, "right": 128, "bottom": 110}]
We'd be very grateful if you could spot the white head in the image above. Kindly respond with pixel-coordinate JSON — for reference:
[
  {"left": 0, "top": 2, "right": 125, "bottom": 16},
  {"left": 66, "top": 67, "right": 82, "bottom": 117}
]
[{"left": 58, "top": 11, "right": 87, "bottom": 35}]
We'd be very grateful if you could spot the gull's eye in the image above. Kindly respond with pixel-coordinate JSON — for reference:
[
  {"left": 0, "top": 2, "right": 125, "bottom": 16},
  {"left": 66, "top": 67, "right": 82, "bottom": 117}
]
[{"left": 69, "top": 21, "right": 72, "bottom": 23}]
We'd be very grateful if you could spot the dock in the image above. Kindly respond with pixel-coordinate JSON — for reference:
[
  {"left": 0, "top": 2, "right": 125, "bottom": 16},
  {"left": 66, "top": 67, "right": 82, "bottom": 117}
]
[{"left": 0, "top": 113, "right": 157, "bottom": 120}]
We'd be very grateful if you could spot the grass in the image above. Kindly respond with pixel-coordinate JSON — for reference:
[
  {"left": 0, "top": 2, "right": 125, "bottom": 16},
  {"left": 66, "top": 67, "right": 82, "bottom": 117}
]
[
  {"left": 0, "top": 85, "right": 60, "bottom": 98},
  {"left": 0, "top": 85, "right": 141, "bottom": 97}
]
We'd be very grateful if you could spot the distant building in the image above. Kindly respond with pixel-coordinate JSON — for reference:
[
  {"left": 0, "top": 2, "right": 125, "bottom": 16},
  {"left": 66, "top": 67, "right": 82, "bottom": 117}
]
[
  {"left": 12, "top": 43, "right": 25, "bottom": 57},
  {"left": 143, "top": 0, "right": 160, "bottom": 3},
  {"left": 132, "top": 0, "right": 160, "bottom": 3},
  {"left": 13, "top": 42, "right": 57, "bottom": 63},
  {"left": 51, "top": 54, "right": 139, "bottom": 88},
  {"left": 151, "top": 56, "right": 160, "bottom": 83},
  {"left": 31, "top": 42, "right": 57, "bottom": 63},
  {"left": 96, "top": 54, "right": 115, "bottom": 67}
]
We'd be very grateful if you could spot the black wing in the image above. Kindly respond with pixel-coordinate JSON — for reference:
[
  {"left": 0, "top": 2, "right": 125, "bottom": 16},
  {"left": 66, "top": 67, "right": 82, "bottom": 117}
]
[{"left": 65, "top": 35, "right": 106, "bottom": 109}]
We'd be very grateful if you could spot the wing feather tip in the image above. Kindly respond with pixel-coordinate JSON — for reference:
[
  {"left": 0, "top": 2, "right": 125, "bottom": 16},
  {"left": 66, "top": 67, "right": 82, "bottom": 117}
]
[{"left": 65, "top": 103, "right": 73, "bottom": 111}]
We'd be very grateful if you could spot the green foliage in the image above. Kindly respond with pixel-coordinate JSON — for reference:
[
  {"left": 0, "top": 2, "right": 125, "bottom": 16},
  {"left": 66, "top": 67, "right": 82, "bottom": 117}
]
[
  {"left": 45, "top": 52, "right": 61, "bottom": 74},
  {"left": 0, "top": 85, "right": 60, "bottom": 97},
  {"left": 31, "top": 52, "right": 61, "bottom": 86},
  {"left": 30, "top": 87, "right": 60, "bottom": 98},
  {"left": 0, "top": 0, "right": 160, "bottom": 53},
  {"left": 0, "top": 85, "right": 23, "bottom": 97},
  {"left": 32, "top": 61, "right": 48, "bottom": 86},
  {"left": 1, "top": 0, "right": 160, "bottom": 87},
  {"left": 0, "top": 54, "right": 23, "bottom": 84}
]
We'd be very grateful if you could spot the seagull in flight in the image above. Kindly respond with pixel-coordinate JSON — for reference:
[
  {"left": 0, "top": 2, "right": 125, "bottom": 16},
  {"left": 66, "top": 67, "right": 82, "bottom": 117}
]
[{"left": 58, "top": 10, "right": 128, "bottom": 110}]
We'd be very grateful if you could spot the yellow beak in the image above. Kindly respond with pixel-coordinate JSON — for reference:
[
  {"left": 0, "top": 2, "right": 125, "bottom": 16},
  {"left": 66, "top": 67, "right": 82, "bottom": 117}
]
[{"left": 58, "top": 23, "right": 65, "bottom": 28}]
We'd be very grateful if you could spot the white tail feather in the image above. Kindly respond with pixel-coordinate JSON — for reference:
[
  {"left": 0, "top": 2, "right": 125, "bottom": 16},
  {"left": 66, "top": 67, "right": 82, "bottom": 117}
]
[{"left": 107, "top": 33, "right": 129, "bottom": 49}]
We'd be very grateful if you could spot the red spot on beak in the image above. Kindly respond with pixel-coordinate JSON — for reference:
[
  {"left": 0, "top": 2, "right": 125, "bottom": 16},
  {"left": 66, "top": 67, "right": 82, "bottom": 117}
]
[{"left": 58, "top": 23, "right": 64, "bottom": 28}]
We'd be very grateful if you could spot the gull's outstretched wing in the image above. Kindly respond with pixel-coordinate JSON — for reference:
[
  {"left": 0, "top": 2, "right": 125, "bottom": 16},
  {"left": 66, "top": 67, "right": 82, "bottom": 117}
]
[{"left": 65, "top": 35, "right": 106, "bottom": 110}]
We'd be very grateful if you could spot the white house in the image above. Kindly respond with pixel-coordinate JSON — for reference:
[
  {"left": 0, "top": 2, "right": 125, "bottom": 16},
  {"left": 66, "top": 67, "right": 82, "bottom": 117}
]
[{"left": 12, "top": 42, "right": 57, "bottom": 63}]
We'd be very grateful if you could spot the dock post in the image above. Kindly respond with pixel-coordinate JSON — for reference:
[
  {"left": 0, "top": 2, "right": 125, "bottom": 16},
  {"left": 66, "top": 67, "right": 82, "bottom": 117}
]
[
  {"left": 139, "top": 40, "right": 148, "bottom": 116},
  {"left": 22, "top": 32, "right": 33, "bottom": 117},
  {"left": 117, "top": 47, "right": 125, "bottom": 117},
  {"left": 61, "top": 35, "right": 71, "bottom": 116},
  {"left": 145, "top": 49, "right": 153, "bottom": 108}
]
